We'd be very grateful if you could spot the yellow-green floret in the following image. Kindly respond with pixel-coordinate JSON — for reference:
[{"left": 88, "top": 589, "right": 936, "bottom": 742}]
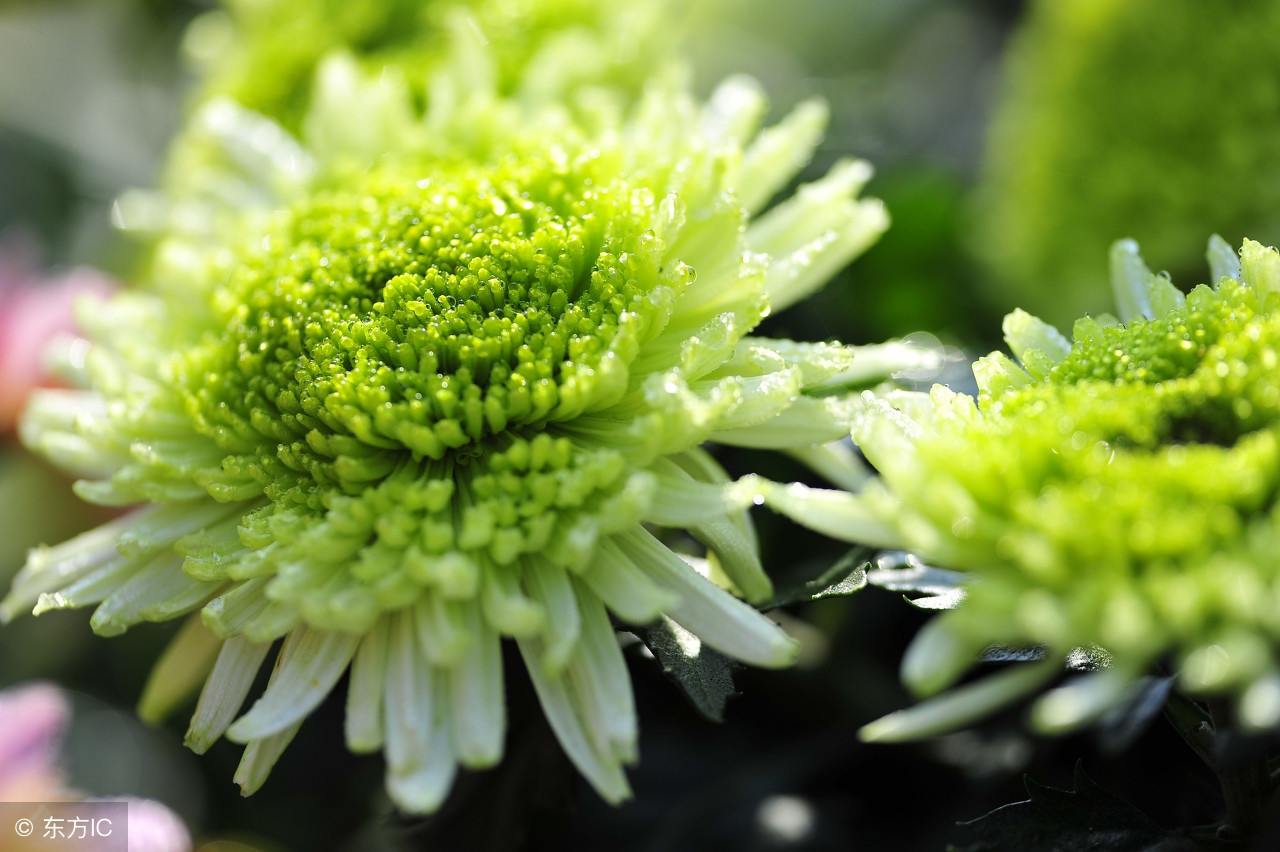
[{"left": 754, "top": 237, "right": 1280, "bottom": 740}]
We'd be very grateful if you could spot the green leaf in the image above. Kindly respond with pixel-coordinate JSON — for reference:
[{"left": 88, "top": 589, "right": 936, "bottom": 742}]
[
  {"left": 949, "top": 762, "right": 1195, "bottom": 852},
  {"left": 637, "top": 616, "right": 739, "bottom": 723},
  {"left": 762, "top": 546, "right": 871, "bottom": 610},
  {"left": 1164, "top": 692, "right": 1214, "bottom": 760}
]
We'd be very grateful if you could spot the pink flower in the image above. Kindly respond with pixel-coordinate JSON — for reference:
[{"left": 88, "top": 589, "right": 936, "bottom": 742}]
[
  {"left": 0, "top": 234, "right": 116, "bottom": 433},
  {"left": 0, "top": 681, "right": 67, "bottom": 801},
  {"left": 0, "top": 682, "right": 192, "bottom": 852}
]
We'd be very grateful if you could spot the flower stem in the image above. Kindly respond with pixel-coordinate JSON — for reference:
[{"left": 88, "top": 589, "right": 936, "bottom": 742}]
[{"left": 1206, "top": 699, "right": 1275, "bottom": 839}]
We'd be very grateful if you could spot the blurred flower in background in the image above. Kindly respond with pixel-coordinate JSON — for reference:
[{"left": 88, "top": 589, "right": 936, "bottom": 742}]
[
  {"left": 183, "top": 0, "right": 704, "bottom": 134},
  {"left": 0, "top": 681, "right": 192, "bottom": 852},
  {"left": 0, "top": 232, "right": 117, "bottom": 433},
  {"left": 973, "top": 0, "right": 1280, "bottom": 327}
]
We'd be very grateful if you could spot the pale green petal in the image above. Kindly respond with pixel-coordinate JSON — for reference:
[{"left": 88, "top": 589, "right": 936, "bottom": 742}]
[
  {"left": 227, "top": 626, "right": 360, "bottom": 741},
  {"left": 186, "top": 636, "right": 272, "bottom": 754},
  {"left": 614, "top": 528, "right": 797, "bottom": 668},
  {"left": 345, "top": 618, "right": 390, "bottom": 753},
  {"left": 1108, "top": 238, "right": 1155, "bottom": 323},
  {"left": 446, "top": 604, "right": 505, "bottom": 768},
  {"left": 138, "top": 615, "right": 223, "bottom": 725},
  {"left": 516, "top": 634, "right": 632, "bottom": 804},
  {"left": 738, "top": 99, "right": 829, "bottom": 214},
  {"left": 860, "top": 660, "right": 1059, "bottom": 743}
]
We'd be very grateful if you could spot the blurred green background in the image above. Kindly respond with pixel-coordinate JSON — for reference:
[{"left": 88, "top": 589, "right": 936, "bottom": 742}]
[{"left": 3, "top": 0, "right": 1274, "bottom": 849}]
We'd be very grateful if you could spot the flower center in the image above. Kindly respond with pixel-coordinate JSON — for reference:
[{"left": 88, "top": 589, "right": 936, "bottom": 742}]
[
  {"left": 177, "top": 148, "right": 678, "bottom": 490},
  {"left": 1000, "top": 280, "right": 1280, "bottom": 452}
]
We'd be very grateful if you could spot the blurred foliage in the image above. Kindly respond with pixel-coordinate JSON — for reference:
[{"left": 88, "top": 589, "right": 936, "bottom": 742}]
[
  {"left": 186, "top": 0, "right": 720, "bottom": 134},
  {"left": 973, "top": 0, "right": 1280, "bottom": 328}
]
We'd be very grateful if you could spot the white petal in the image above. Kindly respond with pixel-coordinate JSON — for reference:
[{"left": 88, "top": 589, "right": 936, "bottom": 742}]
[
  {"left": 700, "top": 75, "right": 767, "bottom": 147},
  {"left": 234, "top": 723, "right": 302, "bottom": 796},
  {"left": 227, "top": 626, "right": 359, "bottom": 741},
  {"left": 613, "top": 528, "right": 797, "bottom": 668},
  {"left": 738, "top": 99, "right": 829, "bottom": 214},
  {"left": 735, "top": 476, "right": 902, "bottom": 549},
  {"left": 138, "top": 614, "right": 223, "bottom": 725},
  {"left": 90, "top": 552, "right": 222, "bottom": 637},
  {"left": 757, "top": 201, "right": 888, "bottom": 312},
  {"left": 1241, "top": 238, "right": 1280, "bottom": 295},
  {"left": 1002, "top": 308, "right": 1071, "bottom": 365},
  {"left": 900, "top": 617, "right": 984, "bottom": 697},
  {"left": 859, "top": 660, "right": 1059, "bottom": 743},
  {"left": 345, "top": 618, "right": 390, "bottom": 753},
  {"left": 446, "top": 603, "right": 505, "bottom": 768},
  {"left": 1108, "top": 239, "right": 1155, "bottom": 323},
  {"left": 523, "top": 557, "right": 581, "bottom": 677},
  {"left": 386, "top": 712, "right": 457, "bottom": 814},
  {"left": 1, "top": 510, "right": 146, "bottom": 622},
  {"left": 1031, "top": 671, "right": 1135, "bottom": 733},
  {"left": 516, "top": 634, "right": 631, "bottom": 803},
  {"left": 786, "top": 441, "right": 873, "bottom": 492},
  {"left": 116, "top": 499, "right": 243, "bottom": 558},
  {"left": 688, "top": 514, "right": 771, "bottom": 604},
  {"left": 565, "top": 580, "right": 639, "bottom": 763},
  {"left": 1207, "top": 234, "right": 1241, "bottom": 284},
  {"left": 383, "top": 610, "right": 435, "bottom": 777},
  {"left": 202, "top": 578, "right": 300, "bottom": 642},
  {"left": 584, "top": 537, "right": 679, "bottom": 626},
  {"left": 32, "top": 555, "right": 151, "bottom": 616},
  {"left": 185, "top": 636, "right": 271, "bottom": 754},
  {"left": 641, "top": 458, "right": 737, "bottom": 526},
  {"left": 413, "top": 593, "right": 472, "bottom": 667},
  {"left": 711, "top": 394, "right": 856, "bottom": 450},
  {"left": 479, "top": 558, "right": 545, "bottom": 637}
]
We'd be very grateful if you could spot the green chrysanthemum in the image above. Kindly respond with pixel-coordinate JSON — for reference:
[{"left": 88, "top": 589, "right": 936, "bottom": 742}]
[
  {"left": 973, "top": 0, "right": 1280, "bottom": 328},
  {"left": 5, "top": 41, "right": 922, "bottom": 810},
  {"left": 754, "top": 236, "right": 1280, "bottom": 740}
]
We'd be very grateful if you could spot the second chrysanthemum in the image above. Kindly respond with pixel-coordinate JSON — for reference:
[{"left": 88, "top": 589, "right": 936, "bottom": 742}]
[
  {"left": 5, "top": 42, "right": 918, "bottom": 810},
  {"left": 756, "top": 235, "right": 1280, "bottom": 743}
]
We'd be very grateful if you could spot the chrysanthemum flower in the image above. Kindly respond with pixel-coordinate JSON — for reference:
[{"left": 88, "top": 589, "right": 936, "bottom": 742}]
[
  {"left": 4, "top": 37, "right": 923, "bottom": 809},
  {"left": 752, "top": 236, "right": 1280, "bottom": 740}
]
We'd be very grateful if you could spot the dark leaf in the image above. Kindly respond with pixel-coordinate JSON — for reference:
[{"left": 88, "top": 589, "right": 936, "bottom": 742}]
[
  {"left": 637, "top": 616, "right": 739, "bottom": 723},
  {"left": 1097, "top": 677, "right": 1175, "bottom": 755},
  {"left": 981, "top": 644, "right": 1049, "bottom": 664},
  {"left": 763, "top": 547, "right": 871, "bottom": 610},
  {"left": 1163, "top": 692, "right": 1215, "bottom": 772},
  {"left": 950, "top": 761, "right": 1198, "bottom": 852}
]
